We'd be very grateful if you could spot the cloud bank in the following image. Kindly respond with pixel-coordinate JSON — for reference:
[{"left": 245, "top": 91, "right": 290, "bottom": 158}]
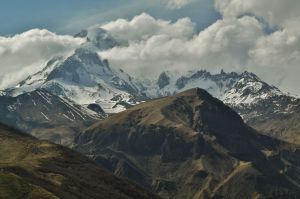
[
  {"left": 101, "top": 13, "right": 195, "bottom": 44},
  {"left": 215, "top": 0, "right": 300, "bottom": 95},
  {"left": 0, "top": 29, "right": 84, "bottom": 89},
  {"left": 98, "top": 1, "right": 300, "bottom": 95},
  {"left": 100, "top": 14, "right": 263, "bottom": 75}
]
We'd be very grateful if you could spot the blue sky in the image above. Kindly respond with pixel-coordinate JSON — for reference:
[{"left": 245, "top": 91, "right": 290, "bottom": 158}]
[{"left": 0, "top": 0, "right": 220, "bottom": 35}]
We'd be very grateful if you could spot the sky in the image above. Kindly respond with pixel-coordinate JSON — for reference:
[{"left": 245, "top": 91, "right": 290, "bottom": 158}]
[
  {"left": 0, "top": 0, "right": 219, "bottom": 35},
  {"left": 1, "top": 0, "right": 300, "bottom": 95}
]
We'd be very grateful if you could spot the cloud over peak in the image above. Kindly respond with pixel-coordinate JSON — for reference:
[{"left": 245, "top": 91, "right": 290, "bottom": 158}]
[
  {"left": 0, "top": 29, "right": 84, "bottom": 89},
  {"left": 98, "top": 3, "right": 300, "bottom": 95},
  {"left": 214, "top": 0, "right": 300, "bottom": 94},
  {"left": 99, "top": 15, "right": 264, "bottom": 76}
]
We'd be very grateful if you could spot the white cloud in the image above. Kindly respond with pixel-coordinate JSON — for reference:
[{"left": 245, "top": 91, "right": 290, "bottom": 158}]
[
  {"left": 248, "top": 28, "right": 300, "bottom": 95},
  {"left": 165, "top": 0, "right": 195, "bottom": 9},
  {"left": 98, "top": 0, "right": 300, "bottom": 95},
  {"left": 0, "top": 29, "right": 84, "bottom": 89},
  {"left": 100, "top": 16, "right": 263, "bottom": 76},
  {"left": 101, "top": 13, "right": 196, "bottom": 44},
  {"left": 214, "top": 0, "right": 300, "bottom": 94}
]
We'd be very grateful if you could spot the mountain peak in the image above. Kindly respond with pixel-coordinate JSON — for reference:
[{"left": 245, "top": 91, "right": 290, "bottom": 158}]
[
  {"left": 85, "top": 87, "right": 244, "bottom": 138},
  {"left": 176, "top": 87, "right": 215, "bottom": 100},
  {"left": 75, "top": 27, "right": 117, "bottom": 50},
  {"left": 76, "top": 89, "right": 299, "bottom": 199},
  {"left": 240, "top": 71, "right": 261, "bottom": 81},
  {"left": 157, "top": 71, "right": 171, "bottom": 89}
]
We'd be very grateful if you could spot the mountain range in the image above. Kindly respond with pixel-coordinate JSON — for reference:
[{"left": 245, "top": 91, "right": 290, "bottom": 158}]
[
  {"left": 1, "top": 85, "right": 300, "bottom": 198},
  {"left": 1, "top": 27, "right": 299, "bottom": 145},
  {"left": 1, "top": 27, "right": 300, "bottom": 198}
]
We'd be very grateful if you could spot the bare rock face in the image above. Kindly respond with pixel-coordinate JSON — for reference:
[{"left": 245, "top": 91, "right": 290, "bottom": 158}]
[
  {"left": 87, "top": 103, "right": 106, "bottom": 115},
  {"left": 158, "top": 72, "right": 171, "bottom": 89},
  {"left": 76, "top": 88, "right": 300, "bottom": 199}
]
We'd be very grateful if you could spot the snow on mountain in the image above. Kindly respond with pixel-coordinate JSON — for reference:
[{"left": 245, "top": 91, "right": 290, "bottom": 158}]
[
  {"left": 5, "top": 28, "right": 144, "bottom": 114},
  {"left": 138, "top": 70, "right": 300, "bottom": 144},
  {"left": 142, "top": 69, "right": 247, "bottom": 100},
  {"left": 0, "top": 89, "right": 101, "bottom": 146},
  {"left": 4, "top": 57, "right": 64, "bottom": 96},
  {"left": 2, "top": 25, "right": 299, "bottom": 146},
  {"left": 3, "top": 26, "right": 298, "bottom": 130},
  {"left": 220, "top": 71, "right": 283, "bottom": 105},
  {"left": 74, "top": 26, "right": 117, "bottom": 50},
  {"left": 139, "top": 69, "right": 299, "bottom": 122}
]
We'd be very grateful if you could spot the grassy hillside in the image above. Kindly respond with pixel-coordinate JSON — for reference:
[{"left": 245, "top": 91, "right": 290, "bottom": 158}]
[{"left": 0, "top": 124, "right": 160, "bottom": 199}]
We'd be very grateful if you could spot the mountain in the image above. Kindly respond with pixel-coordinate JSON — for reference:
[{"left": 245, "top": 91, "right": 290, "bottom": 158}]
[
  {"left": 5, "top": 27, "right": 145, "bottom": 114},
  {"left": 140, "top": 70, "right": 300, "bottom": 144},
  {"left": 74, "top": 27, "right": 117, "bottom": 50},
  {"left": 141, "top": 70, "right": 240, "bottom": 98},
  {"left": 2, "top": 26, "right": 299, "bottom": 144},
  {"left": 0, "top": 89, "right": 101, "bottom": 146},
  {"left": 142, "top": 70, "right": 286, "bottom": 107},
  {"left": 245, "top": 98, "right": 300, "bottom": 144},
  {"left": 0, "top": 123, "right": 160, "bottom": 199},
  {"left": 222, "top": 73, "right": 300, "bottom": 144},
  {"left": 0, "top": 27, "right": 145, "bottom": 145},
  {"left": 76, "top": 88, "right": 300, "bottom": 199}
]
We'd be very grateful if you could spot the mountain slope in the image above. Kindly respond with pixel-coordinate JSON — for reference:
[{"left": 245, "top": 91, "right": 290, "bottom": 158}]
[
  {"left": 246, "top": 101, "right": 300, "bottom": 144},
  {"left": 0, "top": 123, "right": 160, "bottom": 199},
  {"left": 76, "top": 88, "right": 300, "bottom": 199},
  {"left": 0, "top": 28, "right": 142, "bottom": 145},
  {"left": 0, "top": 89, "right": 101, "bottom": 146},
  {"left": 221, "top": 72, "right": 300, "bottom": 144}
]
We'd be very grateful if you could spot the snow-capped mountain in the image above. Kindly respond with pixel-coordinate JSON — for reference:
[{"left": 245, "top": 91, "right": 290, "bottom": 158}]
[
  {"left": 74, "top": 27, "right": 117, "bottom": 50},
  {"left": 0, "top": 27, "right": 147, "bottom": 146},
  {"left": 142, "top": 69, "right": 241, "bottom": 98},
  {"left": 220, "top": 71, "right": 283, "bottom": 106},
  {"left": 140, "top": 70, "right": 300, "bottom": 143},
  {"left": 140, "top": 69, "right": 297, "bottom": 119},
  {"left": 2, "top": 26, "right": 299, "bottom": 144},
  {"left": 5, "top": 27, "right": 145, "bottom": 114},
  {"left": 8, "top": 26, "right": 292, "bottom": 118},
  {"left": 143, "top": 70, "right": 288, "bottom": 107}
]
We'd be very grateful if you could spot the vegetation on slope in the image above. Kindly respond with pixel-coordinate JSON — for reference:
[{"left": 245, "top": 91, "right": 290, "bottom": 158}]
[{"left": 0, "top": 124, "right": 160, "bottom": 199}]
